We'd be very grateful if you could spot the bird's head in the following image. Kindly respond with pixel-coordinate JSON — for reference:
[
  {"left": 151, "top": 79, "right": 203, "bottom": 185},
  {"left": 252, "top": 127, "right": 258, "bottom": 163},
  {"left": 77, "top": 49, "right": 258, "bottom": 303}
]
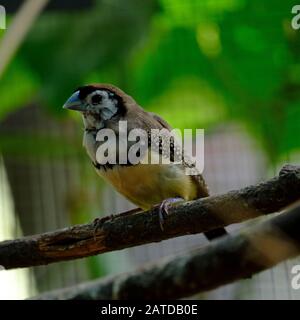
[{"left": 63, "top": 84, "right": 127, "bottom": 130}]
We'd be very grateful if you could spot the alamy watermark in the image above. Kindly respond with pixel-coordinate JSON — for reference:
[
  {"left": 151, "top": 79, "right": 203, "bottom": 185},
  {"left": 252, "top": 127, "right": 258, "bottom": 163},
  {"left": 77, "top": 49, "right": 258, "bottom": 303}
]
[
  {"left": 291, "top": 265, "right": 300, "bottom": 289},
  {"left": 94, "top": 121, "right": 204, "bottom": 175},
  {"left": 0, "top": 5, "right": 5, "bottom": 30},
  {"left": 292, "top": 5, "right": 300, "bottom": 30}
]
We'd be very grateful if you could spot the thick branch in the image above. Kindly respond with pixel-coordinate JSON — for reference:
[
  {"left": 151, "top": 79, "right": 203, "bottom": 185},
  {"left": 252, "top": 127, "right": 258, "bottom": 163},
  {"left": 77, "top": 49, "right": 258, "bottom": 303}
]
[
  {"left": 34, "top": 203, "right": 300, "bottom": 299},
  {"left": 1, "top": 164, "right": 300, "bottom": 270}
]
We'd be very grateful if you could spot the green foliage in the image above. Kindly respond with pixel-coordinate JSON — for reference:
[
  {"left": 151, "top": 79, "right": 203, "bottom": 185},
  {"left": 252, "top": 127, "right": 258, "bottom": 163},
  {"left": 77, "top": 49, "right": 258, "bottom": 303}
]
[
  {"left": 215, "top": 0, "right": 300, "bottom": 158},
  {"left": 0, "top": 0, "right": 156, "bottom": 113},
  {"left": 0, "top": 58, "right": 38, "bottom": 119},
  {"left": 128, "top": 0, "right": 300, "bottom": 160},
  {"left": 1, "top": 0, "right": 300, "bottom": 162}
]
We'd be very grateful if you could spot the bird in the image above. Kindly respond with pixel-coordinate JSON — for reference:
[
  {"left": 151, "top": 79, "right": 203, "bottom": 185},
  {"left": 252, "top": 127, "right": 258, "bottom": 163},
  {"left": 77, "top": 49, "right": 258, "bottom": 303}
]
[{"left": 63, "top": 83, "right": 227, "bottom": 240}]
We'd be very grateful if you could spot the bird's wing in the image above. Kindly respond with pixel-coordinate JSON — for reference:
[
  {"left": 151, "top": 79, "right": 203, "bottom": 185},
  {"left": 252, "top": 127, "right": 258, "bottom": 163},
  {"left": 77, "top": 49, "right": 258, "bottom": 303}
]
[
  {"left": 147, "top": 112, "right": 209, "bottom": 197},
  {"left": 149, "top": 112, "right": 228, "bottom": 241},
  {"left": 148, "top": 112, "right": 173, "bottom": 131}
]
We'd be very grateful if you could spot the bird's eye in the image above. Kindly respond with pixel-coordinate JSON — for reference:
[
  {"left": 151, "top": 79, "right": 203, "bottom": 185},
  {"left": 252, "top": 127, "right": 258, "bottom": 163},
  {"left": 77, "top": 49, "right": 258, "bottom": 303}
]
[{"left": 91, "top": 94, "right": 102, "bottom": 105}]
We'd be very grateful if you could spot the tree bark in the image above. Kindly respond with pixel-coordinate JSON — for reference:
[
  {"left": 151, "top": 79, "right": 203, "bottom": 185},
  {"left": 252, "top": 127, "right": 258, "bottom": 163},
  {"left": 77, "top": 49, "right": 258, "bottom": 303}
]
[
  {"left": 1, "top": 164, "right": 300, "bottom": 270},
  {"left": 33, "top": 202, "right": 300, "bottom": 299}
]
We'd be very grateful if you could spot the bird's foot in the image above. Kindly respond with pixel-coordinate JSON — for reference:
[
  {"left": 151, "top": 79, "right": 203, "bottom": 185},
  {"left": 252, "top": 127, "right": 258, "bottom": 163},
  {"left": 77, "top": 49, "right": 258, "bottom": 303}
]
[{"left": 158, "top": 197, "right": 184, "bottom": 231}]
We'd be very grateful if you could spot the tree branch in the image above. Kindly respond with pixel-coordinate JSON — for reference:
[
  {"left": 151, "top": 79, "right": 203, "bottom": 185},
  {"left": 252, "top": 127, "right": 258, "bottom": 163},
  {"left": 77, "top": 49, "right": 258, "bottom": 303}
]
[
  {"left": 33, "top": 202, "right": 300, "bottom": 299},
  {"left": 1, "top": 164, "right": 300, "bottom": 270}
]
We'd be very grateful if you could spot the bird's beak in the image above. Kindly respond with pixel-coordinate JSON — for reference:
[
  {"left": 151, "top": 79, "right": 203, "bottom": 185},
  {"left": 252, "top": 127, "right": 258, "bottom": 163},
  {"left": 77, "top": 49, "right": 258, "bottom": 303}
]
[{"left": 63, "top": 91, "right": 85, "bottom": 111}]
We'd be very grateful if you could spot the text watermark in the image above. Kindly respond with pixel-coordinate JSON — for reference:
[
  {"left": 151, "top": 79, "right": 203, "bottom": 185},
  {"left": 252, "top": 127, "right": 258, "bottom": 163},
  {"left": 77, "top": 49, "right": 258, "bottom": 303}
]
[
  {"left": 292, "top": 5, "right": 300, "bottom": 30},
  {"left": 291, "top": 265, "right": 300, "bottom": 289},
  {"left": 94, "top": 121, "right": 204, "bottom": 175}
]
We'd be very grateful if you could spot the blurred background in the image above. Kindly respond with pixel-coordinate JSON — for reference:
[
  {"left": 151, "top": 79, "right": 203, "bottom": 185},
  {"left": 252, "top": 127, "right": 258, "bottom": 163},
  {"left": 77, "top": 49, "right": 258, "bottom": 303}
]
[{"left": 0, "top": 0, "right": 300, "bottom": 299}]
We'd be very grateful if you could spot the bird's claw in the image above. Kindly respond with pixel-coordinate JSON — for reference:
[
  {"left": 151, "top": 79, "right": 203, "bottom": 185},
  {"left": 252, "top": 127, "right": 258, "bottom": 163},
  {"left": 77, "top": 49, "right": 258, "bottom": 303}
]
[
  {"left": 158, "top": 200, "right": 169, "bottom": 231},
  {"left": 158, "top": 197, "right": 183, "bottom": 231}
]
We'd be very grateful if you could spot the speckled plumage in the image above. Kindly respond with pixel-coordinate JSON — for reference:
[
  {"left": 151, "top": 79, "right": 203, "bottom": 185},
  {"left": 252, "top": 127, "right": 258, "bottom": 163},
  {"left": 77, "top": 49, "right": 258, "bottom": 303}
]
[
  {"left": 78, "top": 84, "right": 209, "bottom": 207},
  {"left": 64, "top": 83, "right": 226, "bottom": 240}
]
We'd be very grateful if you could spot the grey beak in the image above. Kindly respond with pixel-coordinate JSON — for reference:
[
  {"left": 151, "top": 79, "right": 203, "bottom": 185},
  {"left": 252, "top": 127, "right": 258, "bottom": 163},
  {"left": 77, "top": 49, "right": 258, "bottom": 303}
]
[{"left": 63, "top": 91, "right": 85, "bottom": 111}]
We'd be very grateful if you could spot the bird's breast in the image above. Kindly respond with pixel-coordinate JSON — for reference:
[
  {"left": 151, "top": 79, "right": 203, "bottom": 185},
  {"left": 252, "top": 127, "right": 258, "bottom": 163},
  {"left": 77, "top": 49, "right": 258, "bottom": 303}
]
[
  {"left": 96, "top": 162, "right": 197, "bottom": 210},
  {"left": 84, "top": 132, "right": 198, "bottom": 209}
]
